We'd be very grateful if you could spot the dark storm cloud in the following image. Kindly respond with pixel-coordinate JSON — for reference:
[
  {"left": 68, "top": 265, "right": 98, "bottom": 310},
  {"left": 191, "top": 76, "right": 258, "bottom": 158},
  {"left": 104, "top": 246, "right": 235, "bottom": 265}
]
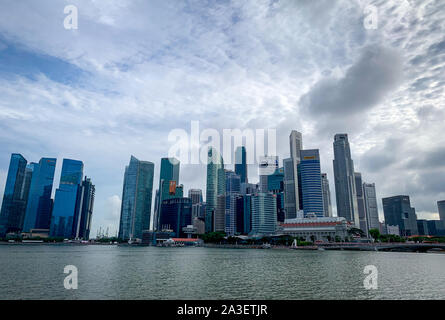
[
  {"left": 360, "top": 138, "right": 404, "bottom": 173},
  {"left": 300, "top": 45, "right": 403, "bottom": 117}
]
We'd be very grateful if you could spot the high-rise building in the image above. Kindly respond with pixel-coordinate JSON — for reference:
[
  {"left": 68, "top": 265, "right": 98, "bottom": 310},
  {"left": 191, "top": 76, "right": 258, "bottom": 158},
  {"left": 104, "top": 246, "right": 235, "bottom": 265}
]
[
  {"left": 333, "top": 134, "right": 359, "bottom": 227},
  {"left": 0, "top": 154, "right": 29, "bottom": 236},
  {"left": 321, "top": 173, "right": 333, "bottom": 217},
  {"left": 188, "top": 189, "right": 203, "bottom": 205},
  {"left": 235, "top": 146, "right": 248, "bottom": 184},
  {"left": 250, "top": 193, "right": 277, "bottom": 236},
  {"left": 74, "top": 177, "right": 95, "bottom": 240},
  {"left": 50, "top": 159, "right": 84, "bottom": 239},
  {"left": 417, "top": 219, "right": 429, "bottom": 236},
  {"left": 214, "top": 194, "right": 226, "bottom": 232},
  {"left": 438, "top": 200, "right": 445, "bottom": 222},
  {"left": 354, "top": 172, "right": 368, "bottom": 235},
  {"left": 267, "top": 167, "right": 284, "bottom": 193},
  {"left": 363, "top": 183, "right": 379, "bottom": 231},
  {"left": 225, "top": 170, "right": 241, "bottom": 236},
  {"left": 283, "top": 157, "right": 296, "bottom": 219},
  {"left": 153, "top": 157, "right": 180, "bottom": 231},
  {"left": 300, "top": 149, "right": 324, "bottom": 218},
  {"left": 22, "top": 158, "right": 56, "bottom": 232},
  {"left": 382, "top": 195, "right": 418, "bottom": 236},
  {"left": 258, "top": 155, "right": 278, "bottom": 193},
  {"left": 118, "top": 156, "right": 154, "bottom": 240},
  {"left": 159, "top": 197, "right": 192, "bottom": 237},
  {"left": 205, "top": 147, "right": 225, "bottom": 233},
  {"left": 290, "top": 130, "right": 303, "bottom": 211}
]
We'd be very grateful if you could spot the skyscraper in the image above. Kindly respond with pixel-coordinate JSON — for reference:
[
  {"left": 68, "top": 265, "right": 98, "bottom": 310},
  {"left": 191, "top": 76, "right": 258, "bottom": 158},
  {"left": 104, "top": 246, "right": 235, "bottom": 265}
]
[
  {"left": 50, "top": 159, "right": 84, "bottom": 239},
  {"left": 205, "top": 147, "right": 225, "bottom": 233},
  {"left": 321, "top": 173, "right": 333, "bottom": 217},
  {"left": 118, "top": 156, "right": 154, "bottom": 240},
  {"left": 289, "top": 130, "right": 302, "bottom": 211},
  {"left": 283, "top": 157, "right": 296, "bottom": 219},
  {"left": 225, "top": 170, "right": 241, "bottom": 236},
  {"left": 363, "top": 183, "right": 379, "bottom": 231},
  {"left": 354, "top": 172, "right": 368, "bottom": 235},
  {"left": 250, "top": 193, "right": 277, "bottom": 236},
  {"left": 258, "top": 155, "right": 278, "bottom": 193},
  {"left": 74, "top": 177, "right": 95, "bottom": 240},
  {"left": 159, "top": 197, "right": 192, "bottom": 237},
  {"left": 22, "top": 158, "right": 56, "bottom": 232},
  {"left": 235, "top": 146, "right": 248, "bottom": 184},
  {"left": 438, "top": 200, "right": 445, "bottom": 222},
  {"left": 0, "top": 154, "right": 29, "bottom": 236},
  {"left": 153, "top": 157, "right": 180, "bottom": 230},
  {"left": 382, "top": 195, "right": 418, "bottom": 236},
  {"left": 333, "top": 134, "right": 359, "bottom": 227},
  {"left": 300, "top": 149, "right": 324, "bottom": 217},
  {"left": 188, "top": 189, "right": 203, "bottom": 205}
]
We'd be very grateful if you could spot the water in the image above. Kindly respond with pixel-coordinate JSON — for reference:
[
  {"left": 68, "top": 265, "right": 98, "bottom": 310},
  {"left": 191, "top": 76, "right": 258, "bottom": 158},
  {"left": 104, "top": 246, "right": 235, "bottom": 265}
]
[{"left": 1, "top": 245, "right": 444, "bottom": 300}]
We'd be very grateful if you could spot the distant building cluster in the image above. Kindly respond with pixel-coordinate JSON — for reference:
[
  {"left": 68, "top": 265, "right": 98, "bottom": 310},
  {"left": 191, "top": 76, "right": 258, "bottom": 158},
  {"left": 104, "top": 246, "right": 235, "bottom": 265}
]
[
  {"left": 0, "top": 155, "right": 94, "bottom": 240},
  {"left": 116, "top": 130, "right": 445, "bottom": 244}
]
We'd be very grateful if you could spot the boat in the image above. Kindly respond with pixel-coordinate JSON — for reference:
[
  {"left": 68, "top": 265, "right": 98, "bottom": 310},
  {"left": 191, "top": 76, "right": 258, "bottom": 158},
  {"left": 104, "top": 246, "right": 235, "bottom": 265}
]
[{"left": 261, "top": 243, "right": 271, "bottom": 249}]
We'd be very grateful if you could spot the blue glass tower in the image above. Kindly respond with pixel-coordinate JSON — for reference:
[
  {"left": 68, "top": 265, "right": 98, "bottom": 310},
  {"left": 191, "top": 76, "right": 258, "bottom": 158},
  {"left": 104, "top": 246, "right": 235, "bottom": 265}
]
[
  {"left": 235, "top": 146, "right": 248, "bottom": 184},
  {"left": 50, "top": 159, "right": 84, "bottom": 239},
  {"left": 0, "top": 154, "right": 29, "bottom": 236},
  {"left": 300, "top": 149, "right": 324, "bottom": 217},
  {"left": 159, "top": 197, "right": 192, "bottom": 237},
  {"left": 22, "top": 158, "right": 57, "bottom": 232}
]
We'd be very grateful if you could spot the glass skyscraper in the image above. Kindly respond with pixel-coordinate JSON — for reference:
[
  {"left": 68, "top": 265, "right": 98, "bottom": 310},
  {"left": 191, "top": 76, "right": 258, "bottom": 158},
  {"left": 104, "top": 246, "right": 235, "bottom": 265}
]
[
  {"left": 321, "top": 173, "right": 333, "bottom": 217},
  {"left": 0, "top": 154, "right": 29, "bottom": 236},
  {"left": 382, "top": 195, "right": 418, "bottom": 236},
  {"left": 354, "top": 172, "right": 368, "bottom": 235},
  {"left": 225, "top": 170, "right": 241, "bottom": 236},
  {"left": 50, "top": 159, "right": 84, "bottom": 239},
  {"left": 205, "top": 147, "right": 225, "bottom": 233},
  {"left": 235, "top": 146, "right": 248, "bottom": 184},
  {"left": 74, "top": 177, "right": 95, "bottom": 240},
  {"left": 283, "top": 157, "right": 296, "bottom": 219},
  {"left": 159, "top": 197, "right": 192, "bottom": 237},
  {"left": 250, "top": 193, "right": 277, "bottom": 236},
  {"left": 22, "top": 157, "right": 56, "bottom": 232},
  {"left": 118, "top": 156, "right": 154, "bottom": 240},
  {"left": 299, "top": 149, "right": 324, "bottom": 217},
  {"left": 333, "top": 134, "right": 359, "bottom": 227},
  {"left": 363, "top": 183, "right": 379, "bottom": 231}
]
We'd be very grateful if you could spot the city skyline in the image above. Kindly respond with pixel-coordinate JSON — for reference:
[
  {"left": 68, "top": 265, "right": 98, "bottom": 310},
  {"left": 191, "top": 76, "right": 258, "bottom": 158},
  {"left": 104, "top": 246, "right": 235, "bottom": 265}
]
[{"left": 1, "top": 1, "right": 445, "bottom": 237}]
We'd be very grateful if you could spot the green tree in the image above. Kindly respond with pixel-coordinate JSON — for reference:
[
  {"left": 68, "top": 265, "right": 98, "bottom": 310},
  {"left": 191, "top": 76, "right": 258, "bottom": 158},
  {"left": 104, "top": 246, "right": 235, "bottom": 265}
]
[{"left": 369, "top": 228, "right": 380, "bottom": 241}]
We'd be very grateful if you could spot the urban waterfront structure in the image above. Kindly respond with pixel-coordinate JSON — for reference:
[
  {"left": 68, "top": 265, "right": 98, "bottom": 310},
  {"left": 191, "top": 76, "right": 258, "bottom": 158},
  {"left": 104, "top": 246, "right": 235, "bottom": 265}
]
[
  {"left": 283, "top": 157, "right": 297, "bottom": 219},
  {"left": 74, "top": 177, "right": 95, "bottom": 239},
  {"left": 299, "top": 149, "right": 324, "bottom": 218},
  {"left": 50, "top": 159, "right": 84, "bottom": 239},
  {"left": 363, "top": 183, "right": 380, "bottom": 231},
  {"left": 438, "top": 200, "right": 445, "bottom": 223},
  {"left": 0, "top": 154, "right": 29, "bottom": 236},
  {"left": 382, "top": 195, "right": 418, "bottom": 237},
  {"left": 258, "top": 155, "right": 278, "bottom": 193},
  {"left": 235, "top": 146, "right": 248, "bottom": 184},
  {"left": 250, "top": 193, "right": 277, "bottom": 236},
  {"left": 205, "top": 147, "right": 225, "bottom": 233},
  {"left": 118, "top": 156, "right": 154, "bottom": 240},
  {"left": 333, "top": 134, "right": 359, "bottom": 228},
  {"left": 279, "top": 217, "right": 348, "bottom": 242},
  {"left": 289, "top": 131, "right": 303, "bottom": 212},
  {"left": 321, "top": 173, "right": 332, "bottom": 217},
  {"left": 225, "top": 170, "right": 241, "bottom": 236},
  {"left": 188, "top": 189, "right": 203, "bottom": 205},
  {"left": 153, "top": 157, "right": 180, "bottom": 230},
  {"left": 22, "top": 158, "right": 56, "bottom": 232},
  {"left": 159, "top": 197, "right": 192, "bottom": 237},
  {"left": 354, "top": 172, "right": 368, "bottom": 235}
]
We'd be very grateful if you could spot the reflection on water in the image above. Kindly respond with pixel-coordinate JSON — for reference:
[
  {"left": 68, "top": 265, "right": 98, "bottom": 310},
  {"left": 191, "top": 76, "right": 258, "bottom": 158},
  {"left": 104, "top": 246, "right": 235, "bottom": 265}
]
[{"left": 1, "top": 245, "right": 444, "bottom": 300}]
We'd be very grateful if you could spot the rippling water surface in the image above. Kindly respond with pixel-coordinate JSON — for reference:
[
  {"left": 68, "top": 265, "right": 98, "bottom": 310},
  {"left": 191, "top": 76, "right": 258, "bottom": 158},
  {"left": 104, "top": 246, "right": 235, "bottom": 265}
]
[{"left": 1, "top": 245, "right": 444, "bottom": 299}]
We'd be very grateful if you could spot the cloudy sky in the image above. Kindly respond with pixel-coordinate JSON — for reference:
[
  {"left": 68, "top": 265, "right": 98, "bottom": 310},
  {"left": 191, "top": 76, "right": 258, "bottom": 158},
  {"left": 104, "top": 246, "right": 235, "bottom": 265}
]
[{"left": 0, "top": 0, "right": 444, "bottom": 237}]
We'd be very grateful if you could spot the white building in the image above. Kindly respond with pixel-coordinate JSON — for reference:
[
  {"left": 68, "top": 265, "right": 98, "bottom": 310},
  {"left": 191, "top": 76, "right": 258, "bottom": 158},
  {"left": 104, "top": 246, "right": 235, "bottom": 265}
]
[{"left": 278, "top": 217, "right": 348, "bottom": 242}]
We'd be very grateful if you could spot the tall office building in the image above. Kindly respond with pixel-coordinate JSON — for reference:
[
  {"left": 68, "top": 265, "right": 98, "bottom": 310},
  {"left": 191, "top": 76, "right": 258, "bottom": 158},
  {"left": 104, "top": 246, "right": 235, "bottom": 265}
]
[
  {"left": 283, "top": 157, "right": 297, "bottom": 219},
  {"left": 299, "top": 149, "right": 324, "bottom": 217},
  {"left": 250, "top": 193, "right": 277, "bottom": 236},
  {"left": 22, "top": 158, "right": 57, "bottom": 232},
  {"left": 188, "top": 189, "right": 203, "bottom": 205},
  {"left": 321, "top": 173, "right": 333, "bottom": 217},
  {"left": 235, "top": 146, "right": 248, "bottom": 184},
  {"left": 290, "top": 131, "right": 303, "bottom": 211},
  {"left": 438, "top": 200, "right": 445, "bottom": 222},
  {"left": 74, "top": 177, "right": 95, "bottom": 240},
  {"left": 118, "top": 156, "right": 154, "bottom": 240},
  {"left": 205, "top": 147, "right": 225, "bottom": 233},
  {"left": 333, "top": 134, "right": 359, "bottom": 227},
  {"left": 354, "top": 172, "right": 368, "bottom": 235},
  {"left": 153, "top": 157, "right": 180, "bottom": 230},
  {"left": 159, "top": 197, "right": 192, "bottom": 237},
  {"left": 214, "top": 194, "right": 226, "bottom": 232},
  {"left": 0, "top": 154, "right": 29, "bottom": 236},
  {"left": 382, "top": 195, "right": 418, "bottom": 236},
  {"left": 225, "top": 170, "right": 241, "bottom": 236},
  {"left": 267, "top": 167, "right": 284, "bottom": 193},
  {"left": 50, "top": 159, "right": 84, "bottom": 239},
  {"left": 258, "top": 155, "right": 278, "bottom": 193},
  {"left": 363, "top": 183, "right": 379, "bottom": 231}
]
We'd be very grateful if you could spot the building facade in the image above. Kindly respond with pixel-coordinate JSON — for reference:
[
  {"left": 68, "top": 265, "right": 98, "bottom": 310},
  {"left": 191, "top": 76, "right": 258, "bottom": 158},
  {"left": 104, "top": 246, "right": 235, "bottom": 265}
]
[
  {"left": 354, "top": 172, "right": 368, "bottom": 235},
  {"left": 235, "top": 146, "right": 248, "bottom": 184},
  {"left": 333, "top": 134, "right": 359, "bottom": 227},
  {"left": 159, "top": 197, "right": 192, "bottom": 238},
  {"left": 118, "top": 156, "right": 154, "bottom": 240},
  {"left": 283, "top": 157, "right": 297, "bottom": 219},
  {"left": 279, "top": 217, "right": 348, "bottom": 242},
  {"left": 321, "top": 173, "right": 333, "bottom": 217},
  {"left": 74, "top": 177, "right": 95, "bottom": 240},
  {"left": 382, "top": 195, "right": 418, "bottom": 237},
  {"left": 363, "top": 183, "right": 379, "bottom": 231},
  {"left": 289, "top": 130, "right": 302, "bottom": 212},
  {"left": 205, "top": 147, "right": 225, "bottom": 233},
  {"left": 300, "top": 149, "right": 324, "bottom": 218},
  {"left": 250, "top": 193, "right": 277, "bottom": 236}
]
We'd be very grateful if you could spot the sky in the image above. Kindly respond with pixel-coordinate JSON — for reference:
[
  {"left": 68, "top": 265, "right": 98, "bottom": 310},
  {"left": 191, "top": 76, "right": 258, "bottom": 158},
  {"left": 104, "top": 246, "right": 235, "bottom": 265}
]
[{"left": 0, "top": 0, "right": 444, "bottom": 237}]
